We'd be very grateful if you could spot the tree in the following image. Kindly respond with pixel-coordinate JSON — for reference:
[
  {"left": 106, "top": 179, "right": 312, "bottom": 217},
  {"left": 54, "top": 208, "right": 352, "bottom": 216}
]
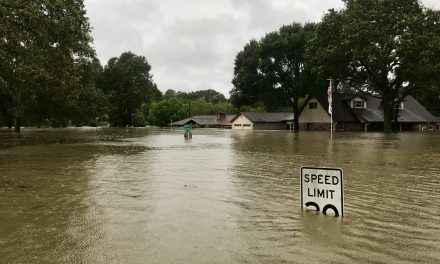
[
  {"left": 167, "top": 89, "right": 227, "bottom": 104},
  {"left": 97, "top": 52, "right": 161, "bottom": 127},
  {"left": 313, "top": 0, "right": 440, "bottom": 132},
  {"left": 0, "top": 0, "right": 95, "bottom": 132},
  {"left": 410, "top": 9, "right": 440, "bottom": 117},
  {"left": 230, "top": 40, "right": 271, "bottom": 108},
  {"left": 258, "top": 23, "right": 317, "bottom": 131},
  {"left": 230, "top": 24, "right": 319, "bottom": 127},
  {"left": 186, "top": 89, "right": 227, "bottom": 103},
  {"left": 20, "top": 57, "right": 106, "bottom": 128},
  {"left": 307, "top": 9, "right": 351, "bottom": 90},
  {"left": 230, "top": 39, "right": 292, "bottom": 112},
  {"left": 148, "top": 97, "right": 185, "bottom": 126},
  {"left": 163, "top": 89, "right": 177, "bottom": 99},
  {"left": 184, "top": 98, "right": 234, "bottom": 116},
  {"left": 69, "top": 58, "right": 107, "bottom": 126}
]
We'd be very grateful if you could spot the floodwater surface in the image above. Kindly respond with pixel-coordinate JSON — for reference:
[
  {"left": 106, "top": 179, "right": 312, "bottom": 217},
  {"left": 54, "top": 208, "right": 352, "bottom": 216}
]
[{"left": 1, "top": 128, "right": 439, "bottom": 263}]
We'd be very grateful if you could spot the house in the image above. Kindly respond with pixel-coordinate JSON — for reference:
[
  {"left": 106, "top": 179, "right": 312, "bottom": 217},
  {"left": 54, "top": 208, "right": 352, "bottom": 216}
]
[
  {"left": 230, "top": 112, "right": 294, "bottom": 130},
  {"left": 171, "top": 112, "right": 235, "bottom": 128},
  {"left": 298, "top": 93, "right": 438, "bottom": 131}
]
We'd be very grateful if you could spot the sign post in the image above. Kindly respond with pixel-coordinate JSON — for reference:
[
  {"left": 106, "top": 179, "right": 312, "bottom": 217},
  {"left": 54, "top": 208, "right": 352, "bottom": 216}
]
[
  {"left": 184, "top": 123, "right": 192, "bottom": 139},
  {"left": 300, "top": 167, "right": 344, "bottom": 217}
]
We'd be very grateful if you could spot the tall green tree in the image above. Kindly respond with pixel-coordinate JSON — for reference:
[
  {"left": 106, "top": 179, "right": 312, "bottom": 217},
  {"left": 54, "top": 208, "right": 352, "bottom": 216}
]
[
  {"left": 411, "top": 9, "right": 440, "bottom": 117},
  {"left": 230, "top": 39, "right": 290, "bottom": 112},
  {"left": 231, "top": 23, "right": 319, "bottom": 129},
  {"left": 0, "top": 0, "right": 95, "bottom": 132},
  {"left": 22, "top": 58, "right": 105, "bottom": 128},
  {"left": 69, "top": 58, "right": 107, "bottom": 126},
  {"left": 148, "top": 97, "right": 185, "bottom": 126},
  {"left": 313, "top": 0, "right": 440, "bottom": 132},
  {"left": 307, "top": 9, "right": 351, "bottom": 90},
  {"left": 231, "top": 40, "right": 271, "bottom": 108},
  {"left": 259, "top": 23, "right": 317, "bottom": 131},
  {"left": 97, "top": 52, "right": 161, "bottom": 127}
]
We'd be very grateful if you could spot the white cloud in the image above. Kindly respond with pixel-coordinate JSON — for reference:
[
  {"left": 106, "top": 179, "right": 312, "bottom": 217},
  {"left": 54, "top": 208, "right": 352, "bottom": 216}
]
[{"left": 422, "top": 0, "right": 440, "bottom": 9}]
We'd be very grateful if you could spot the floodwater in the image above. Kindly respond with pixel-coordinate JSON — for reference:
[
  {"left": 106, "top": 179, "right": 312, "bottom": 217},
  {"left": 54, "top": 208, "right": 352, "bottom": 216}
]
[{"left": 1, "top": 128, "right": 439, "bottom": 263}]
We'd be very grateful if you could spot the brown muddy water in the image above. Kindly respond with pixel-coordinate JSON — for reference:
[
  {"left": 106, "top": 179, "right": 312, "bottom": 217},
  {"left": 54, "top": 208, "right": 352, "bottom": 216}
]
[{"left": 0, "top": 128, "right": 439, "bottom": 263}]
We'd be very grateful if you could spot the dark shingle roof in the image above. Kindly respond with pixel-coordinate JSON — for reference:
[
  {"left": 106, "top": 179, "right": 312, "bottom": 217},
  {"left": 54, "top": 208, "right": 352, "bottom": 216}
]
[
  {"left": 349, "top": 95, "right": 437, "bottom": 123},
  {"left": 348, "top": 95, "right": 383, "bottom": 122},
  {"left": 402, "top": 96, "right": 437, "bottom": 122},
  {"left": 231, "top": 112, "right": 294, "bottom": 123},
  {"left": 310, "top": 92, "right": 436, "bottom": 123}
]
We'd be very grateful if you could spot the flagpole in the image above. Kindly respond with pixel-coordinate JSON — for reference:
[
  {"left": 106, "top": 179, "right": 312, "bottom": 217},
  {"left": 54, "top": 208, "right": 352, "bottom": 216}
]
[
  {"left": 331, "top": 78, "right": 333, "bottom": 139},
  {"left": 328, "top": 78, "right": 333, "bottom": 139}
]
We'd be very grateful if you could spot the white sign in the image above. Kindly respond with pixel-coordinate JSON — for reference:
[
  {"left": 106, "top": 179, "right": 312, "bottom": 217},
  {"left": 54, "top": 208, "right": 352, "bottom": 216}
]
[{"left": 300, "top": 167, "right": 344, "bottom": 217}]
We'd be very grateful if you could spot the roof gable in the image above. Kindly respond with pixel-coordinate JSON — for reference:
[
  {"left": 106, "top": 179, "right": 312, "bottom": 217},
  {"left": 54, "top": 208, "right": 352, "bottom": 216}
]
[
  {"left": 311, "top": 93, "right": 359, "bottom": 122},
  {"left": 351, "top": 96, "right": 366, "bottom": 102}
]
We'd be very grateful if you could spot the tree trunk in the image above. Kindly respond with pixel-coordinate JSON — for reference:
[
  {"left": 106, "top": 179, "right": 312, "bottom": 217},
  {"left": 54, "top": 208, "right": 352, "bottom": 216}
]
[
  {"left": 7, "top": 118, "right": 13, "bottom": 129},
  {"left": 14, "top": 117, "right": 21, "bottom": 133},
  {"left": 293, "top": 97, "right": 299, "bottom": 132},
  {"left": 393, "top": 109, "right": 399, "bottom": 132},
  {"left": 383, "top": 103, "right": 392, "bottom": 133}
]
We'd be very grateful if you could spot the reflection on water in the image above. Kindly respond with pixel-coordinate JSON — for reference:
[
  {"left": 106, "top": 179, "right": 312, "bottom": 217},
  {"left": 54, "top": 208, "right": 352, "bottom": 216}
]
[{"left": 0, "top": 128, "right": 439, "bottom": 263}]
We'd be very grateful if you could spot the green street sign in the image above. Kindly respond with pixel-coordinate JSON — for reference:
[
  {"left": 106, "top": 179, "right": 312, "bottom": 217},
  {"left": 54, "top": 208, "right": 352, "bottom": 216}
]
[{"left": 184, "top": 124, "right": 192, "bottom": 131}]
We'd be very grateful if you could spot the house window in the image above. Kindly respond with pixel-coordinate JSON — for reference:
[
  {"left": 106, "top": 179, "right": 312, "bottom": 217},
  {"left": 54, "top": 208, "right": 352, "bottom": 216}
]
[
  {"left": 392, "top": 100, "right": 404, "bottom": 110},
  {"left": 234, "top": 124, "right": 242, "bottom": 127},
  {"left": 243, "top": 124, "right": 251, "bottom": 127},
  {"left": 309, "top": 102, "right": 318, "bottom": 109},
  {"left": 353, "top": 100, "right": 364, "bottom": 108}
]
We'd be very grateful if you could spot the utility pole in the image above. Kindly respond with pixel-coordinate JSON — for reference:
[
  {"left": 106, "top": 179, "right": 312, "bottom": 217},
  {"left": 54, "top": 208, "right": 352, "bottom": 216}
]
[{"left": 188, "top": 100, "right": 191, "bottom": 118}]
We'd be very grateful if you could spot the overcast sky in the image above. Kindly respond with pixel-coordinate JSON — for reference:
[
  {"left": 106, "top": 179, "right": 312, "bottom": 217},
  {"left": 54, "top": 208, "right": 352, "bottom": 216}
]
[{"left": 84, "top": 0, "right": 440, "bottom": 97}]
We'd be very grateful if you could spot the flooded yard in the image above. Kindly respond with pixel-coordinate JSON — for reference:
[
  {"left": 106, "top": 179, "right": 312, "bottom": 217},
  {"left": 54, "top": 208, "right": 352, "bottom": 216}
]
[{"left": 1, "top": 128, "right": 439, "bottom": 263}]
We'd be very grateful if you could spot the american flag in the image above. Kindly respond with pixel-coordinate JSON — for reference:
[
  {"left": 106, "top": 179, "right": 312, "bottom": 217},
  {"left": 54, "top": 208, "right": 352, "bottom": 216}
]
[{"left": 327, "top": 79, "right": 332, "bottom": 115}]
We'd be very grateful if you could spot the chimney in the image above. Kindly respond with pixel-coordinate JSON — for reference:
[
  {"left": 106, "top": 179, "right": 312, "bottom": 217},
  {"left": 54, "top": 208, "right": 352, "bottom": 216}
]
[{"left": 217, "top": 112, "right": 226, "bottom": 120}]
